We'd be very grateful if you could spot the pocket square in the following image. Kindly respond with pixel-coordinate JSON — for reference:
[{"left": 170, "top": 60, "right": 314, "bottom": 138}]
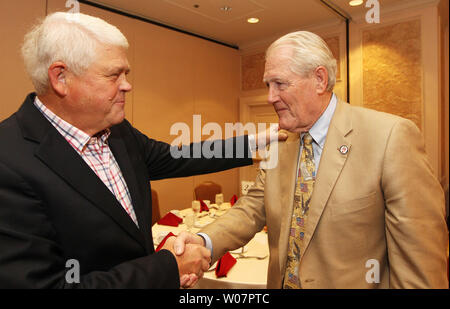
[
  {"left": 157, "top": 212, "right": 183, "bottom": 227},
  {"left": 215, "top": 252, "right": 237, "bottom": 278}
]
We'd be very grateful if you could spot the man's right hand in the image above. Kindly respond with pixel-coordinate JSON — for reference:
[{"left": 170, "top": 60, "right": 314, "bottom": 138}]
[{"left": 162, "top": 235, "right": 210, "bottom": 287}]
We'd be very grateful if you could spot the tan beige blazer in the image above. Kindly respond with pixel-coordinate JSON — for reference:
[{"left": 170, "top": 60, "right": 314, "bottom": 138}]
[{"left": 201, "top": 100, "right": 449, "bottom": 289}]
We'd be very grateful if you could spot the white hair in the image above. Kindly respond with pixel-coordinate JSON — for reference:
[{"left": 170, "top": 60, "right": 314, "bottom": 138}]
[
  {"left": 266, "top": 31, "right": 337, "bottom": 92},
  {"left": 21, "top": 12, "right": 129, "bottom": 95}
]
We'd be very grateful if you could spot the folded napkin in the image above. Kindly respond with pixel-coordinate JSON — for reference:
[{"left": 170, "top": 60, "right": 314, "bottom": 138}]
[
  {"left": 155, "top": 232, "right": 175, "bottom": 252},
  {"left": 215, "top": 252, "right": 237, "bottom": 278},
  {"left": 199, "top": 200, "right": 209, "bottom": 212},
  {"left": 157, "top": 212, "right": 183, "bottom": 227},
  {"left": 230, "top": 195, "right": 238, "bottom": 206}
]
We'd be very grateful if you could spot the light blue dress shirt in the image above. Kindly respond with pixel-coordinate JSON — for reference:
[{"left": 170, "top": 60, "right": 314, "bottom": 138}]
[
  {"left": 199, "top": 93, "right": 338, "bottom": 256},
  {"left": 301, "top": 93, "right": 337, "bottom": 170}
]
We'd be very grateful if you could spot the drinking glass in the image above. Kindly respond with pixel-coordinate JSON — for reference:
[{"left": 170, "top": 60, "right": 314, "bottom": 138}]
[
  {"left": 185, "top": 212, "right": 195, "bottom": 232},
  {"left": 215, "top": 193, "right": 224, "bottom": 206},
  {"left": 192, "top": 200, "right": 201, "bottom": 214}
]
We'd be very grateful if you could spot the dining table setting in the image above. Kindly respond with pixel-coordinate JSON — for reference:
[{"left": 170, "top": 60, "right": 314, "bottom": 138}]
[{"left": 152, "top": 194, "right": 269, "bottom": 289}]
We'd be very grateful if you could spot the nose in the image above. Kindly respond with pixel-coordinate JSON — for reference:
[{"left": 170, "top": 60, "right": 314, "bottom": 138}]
[
  {"left": 120, "top": 75, "right": 132, "bottom": 92},
  {"left": 267, "top": 85, "right": 278, "bottom": 105}
]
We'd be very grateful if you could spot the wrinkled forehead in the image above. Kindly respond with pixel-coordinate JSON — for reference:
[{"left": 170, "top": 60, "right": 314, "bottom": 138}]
[
  {"left": 93, "top": 44, "right": 130, "bottom": 70},
  {"left": 263, "top": 47, "right": 295, "bottom": 81}
]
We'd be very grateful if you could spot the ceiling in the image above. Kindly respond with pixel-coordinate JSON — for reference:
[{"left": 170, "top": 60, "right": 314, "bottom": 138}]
[{"left": 84, "top": 0, "right": 419, "bottom": 49}]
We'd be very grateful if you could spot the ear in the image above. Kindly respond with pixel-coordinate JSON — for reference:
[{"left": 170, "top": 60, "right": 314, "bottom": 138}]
[
  {"left": 48, "top": 62, "right": 69, "bottom": 97},
  {"left": 313, "top": 66, "right": 329, "bottom": 95}
]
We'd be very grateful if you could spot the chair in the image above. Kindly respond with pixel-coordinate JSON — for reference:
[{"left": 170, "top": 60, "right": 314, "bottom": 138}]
[
  {"left": 194, "top": 181, "right": 222, "bottom": 204},
  {"left": 151, "top": 189, "right": 161, "bottom": 226}
]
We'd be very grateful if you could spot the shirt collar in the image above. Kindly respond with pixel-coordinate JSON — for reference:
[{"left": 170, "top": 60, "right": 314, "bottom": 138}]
[
  {"left": 303, "top": 93, "right": 337, "bottom": 148},
  {"left": 33, "top": 97, "right": 110, "bottom": 153}
]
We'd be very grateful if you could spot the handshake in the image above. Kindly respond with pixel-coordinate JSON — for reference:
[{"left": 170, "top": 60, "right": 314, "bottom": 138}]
[{"left": 160, "top": 231, "right": 210, "bottom": 288}]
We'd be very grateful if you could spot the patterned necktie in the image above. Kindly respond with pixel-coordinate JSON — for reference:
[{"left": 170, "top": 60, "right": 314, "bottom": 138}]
[{"left": 284, "top": 132, "right": 316, "bottom": 289}]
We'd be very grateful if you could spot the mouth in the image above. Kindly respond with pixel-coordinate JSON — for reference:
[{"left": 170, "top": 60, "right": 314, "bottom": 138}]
[
  {"left": 274, "top": 106, "right": 289, "bottom": 114},
  {"left": 272, "top": 102, "right": 288, "bottom": 113}
]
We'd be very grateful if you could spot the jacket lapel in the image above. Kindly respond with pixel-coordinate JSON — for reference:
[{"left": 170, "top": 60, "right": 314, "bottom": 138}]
[
  {"left": 300, "top": 100, "right": 353, "bottom": 261},
  {"left": 17, "top": 94, "right": 147, "bottom": 250},
  {"left": 108, "top": 130, "right": 151, "bottom": 251}
]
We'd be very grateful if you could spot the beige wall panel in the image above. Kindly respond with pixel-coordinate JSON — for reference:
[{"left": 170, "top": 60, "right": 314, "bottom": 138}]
[
  {"left": 191, "top": 39, "right": 241, "bottom": 203},
  {"left": 350, "top": 5, "right": 442, "bottom": 179},
  {"left": 323, "top": 36, "right": 341, "bottom": 81},
  {"left": 132, "top": 19, "right": 240, "bottom": 215},
  {"left": 362, "top": 20, "right": 422, "bottom": 129},
  {"left": 47, "top": 0, "right": 136, "bottom": 123},
  {"left": 438, "top": 0, "right": 449, "bottom": 192},
  {"left": 133, "top": 19, "right": 196, "bottom": 215},
  {"left": 0, "top": 0, "right": 46, "bottom": 121},
  {"left": 242, "top": 52, "right": 266, "bottom": 91}
]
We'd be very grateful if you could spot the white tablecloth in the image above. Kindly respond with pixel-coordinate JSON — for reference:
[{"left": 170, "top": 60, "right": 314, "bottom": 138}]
[{"left": 152, "top": 203, "right": 269, "bottom": 289}]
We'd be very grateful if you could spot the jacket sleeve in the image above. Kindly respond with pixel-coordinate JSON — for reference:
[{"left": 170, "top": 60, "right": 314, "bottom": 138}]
[
  {"left": 122, "top": 120, "right": 254, "bottom": 180},
  {"left": 382, "top": 119, "right": 448, "bottom": 288},
  {"left": 200, "top": 168, "right": 267, "bottom": 262},
  {"left": 0, "top": 161, "right": 180, "bottom": 289}
]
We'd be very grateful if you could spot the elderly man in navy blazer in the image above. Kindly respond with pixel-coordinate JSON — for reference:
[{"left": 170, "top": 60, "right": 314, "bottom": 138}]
[{"left": 0, "top": 12, "right": 263, "bottom": 288}]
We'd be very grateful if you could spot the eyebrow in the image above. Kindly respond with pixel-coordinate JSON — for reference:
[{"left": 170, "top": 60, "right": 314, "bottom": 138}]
[
  {"left": 263, "top": 77, "right": 285, "bottom": 84},
  {"left": 107, "top": 66, "right": 131, "bottom": 75}
]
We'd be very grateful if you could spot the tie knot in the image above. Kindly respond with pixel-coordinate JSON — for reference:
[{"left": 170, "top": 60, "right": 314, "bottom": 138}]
[{"left": 303, "top": 133, "right": 313, "bottom": 145}]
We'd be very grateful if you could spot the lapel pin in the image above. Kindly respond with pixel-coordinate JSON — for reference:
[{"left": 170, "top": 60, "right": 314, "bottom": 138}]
[{"left": 339, "top": 145, "right": 349, "bottom": 155}]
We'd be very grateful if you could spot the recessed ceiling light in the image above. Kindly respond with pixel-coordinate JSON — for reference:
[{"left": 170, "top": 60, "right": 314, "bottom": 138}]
[
  {"left": 349, "top": 0, "right": 363, "bottom": 6},
  {"left": 247, "top": 17, "right": 259, "bottom": 24},
  {"left": 220, "top": 6, "right": 232, "bottom": 12}
]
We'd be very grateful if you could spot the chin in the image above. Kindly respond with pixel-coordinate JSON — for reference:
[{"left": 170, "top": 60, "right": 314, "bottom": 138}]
[
  {"left": 279, "top": 119, "right": 293, "bottom": 131},
  {"left": 279, "top": 121, "right": 301, "bottom": 134},
  {"left": 110, "top": 113, "right": 126, "bottom": 126}
]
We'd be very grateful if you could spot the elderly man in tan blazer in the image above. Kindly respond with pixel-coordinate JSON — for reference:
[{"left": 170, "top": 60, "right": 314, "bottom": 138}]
[{"left": 175, "top": 31, "right": 448, "bottom": 288}]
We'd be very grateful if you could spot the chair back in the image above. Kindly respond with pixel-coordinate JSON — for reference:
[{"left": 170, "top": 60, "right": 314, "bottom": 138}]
[
  {"left": 194, "top": 181, "right": 222, "bottom": 203},
  {"left": 151, "top": 189, "right": 161, "bottom": 225}
]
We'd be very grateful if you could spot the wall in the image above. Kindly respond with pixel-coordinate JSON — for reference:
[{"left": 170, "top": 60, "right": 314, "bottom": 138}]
[
  {"left": 349, "top": 1, "right": 446, "bottom": 184},
  {"left": 0, "top": 0, "right": 242, "bottom": 217},
  {"left": 438, "top": 0, "right": 449, "bottom": 212},
  {"left": 0, "top": 0, "right": 46, "bottom": 119}
]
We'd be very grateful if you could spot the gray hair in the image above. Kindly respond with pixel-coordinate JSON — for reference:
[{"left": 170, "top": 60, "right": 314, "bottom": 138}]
[
  {"left": 266, "top": 31, "right": 337, "bottom": 92},
  {"left": 21, "top": 12, "right": 129, "bottom": 95}
]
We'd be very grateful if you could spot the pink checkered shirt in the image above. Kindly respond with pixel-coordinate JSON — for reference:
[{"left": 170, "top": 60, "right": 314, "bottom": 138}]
[{"left": 34, "top": 97, "right": 139, "bottom": 227}]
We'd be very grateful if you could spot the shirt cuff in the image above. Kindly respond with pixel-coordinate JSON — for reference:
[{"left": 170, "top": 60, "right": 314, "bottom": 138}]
[
  {"left": 248, "top": 134, "right": 257, "bottom": 153},
  {"left": 197, "top": 232, "right": 213, "bottom": 258}
]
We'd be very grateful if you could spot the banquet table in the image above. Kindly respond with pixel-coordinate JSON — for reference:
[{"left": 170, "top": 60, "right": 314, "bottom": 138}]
[{"left": 152, "top": 203, "right": 269, "bottom": 289}]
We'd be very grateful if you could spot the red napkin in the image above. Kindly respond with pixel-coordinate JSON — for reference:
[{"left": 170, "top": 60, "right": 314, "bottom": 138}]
[
  {"left": 157, "top": 212, "right": 183, "bottom": 227},
  {"left": 230, "top": 195, "right": 238, "bottom": 206},
  {"left": 199, "top": 200, "right": 209, "bottom": 212},
  {"left": 155, "top": 232, "right": 175, "bottom": 252},
  {"left": 215, "top": 252, "right": 237, "bottom": 278}
]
